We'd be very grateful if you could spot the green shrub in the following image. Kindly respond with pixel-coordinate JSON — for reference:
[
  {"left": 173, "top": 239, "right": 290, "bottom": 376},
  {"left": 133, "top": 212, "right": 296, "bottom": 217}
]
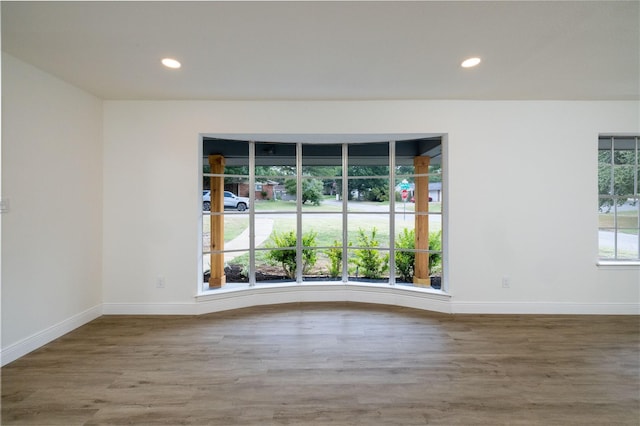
[
  {"left": 326, "top": 240, "right": 343, "bottom": 278},
  {"left": 429, "top": 229, "right": 442, "bottom": 274},
  {"left": 394, "top": 228, "right": 442, "bottom": 281},
  {"left": 395, "top": 228, "right": 415, "bottom": 282},
  {"left": 352, "top": 227, "right": 389, "bottom": 279},
  {"left": 265, "top": 230, "right": 318, "bottom": 279},
  {"left": 367, "top": 187, "right": 389, "bottom": 202}
]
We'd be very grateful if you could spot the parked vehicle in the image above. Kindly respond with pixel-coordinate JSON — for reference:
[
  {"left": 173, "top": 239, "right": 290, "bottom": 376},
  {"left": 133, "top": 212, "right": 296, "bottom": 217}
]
[
  {"left": 203, "top": 190, "right": 249, "bottom": 211},
  {"left": 224, "top": 191, "right": 249, "bottom": 211}
]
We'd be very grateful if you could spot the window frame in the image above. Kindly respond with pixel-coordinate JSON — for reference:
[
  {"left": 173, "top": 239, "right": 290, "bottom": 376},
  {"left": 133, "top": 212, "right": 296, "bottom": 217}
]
[
  {"left": 597, "top": 135, "right": 640, "bottom": 263},
  {"left": 200, "top": 138, "right": 446, "bottom": 291}
]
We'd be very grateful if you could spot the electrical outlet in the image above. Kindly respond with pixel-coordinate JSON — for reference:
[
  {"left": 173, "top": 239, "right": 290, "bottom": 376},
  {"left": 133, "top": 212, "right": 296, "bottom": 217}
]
[
  {"left": 502, "top": 276, "right": 510, "bottom": 288},
  {"left": 156, "top": 276, "right": 165, "bottom": 288}
]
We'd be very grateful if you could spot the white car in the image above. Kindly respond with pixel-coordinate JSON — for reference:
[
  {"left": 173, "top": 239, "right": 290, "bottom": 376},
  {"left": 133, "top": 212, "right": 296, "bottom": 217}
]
[{"left": 203, "top": 190, "right": 249, "bottom": 211}]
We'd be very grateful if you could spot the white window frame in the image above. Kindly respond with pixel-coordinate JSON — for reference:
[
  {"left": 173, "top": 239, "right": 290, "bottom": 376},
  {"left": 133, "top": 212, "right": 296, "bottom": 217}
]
[
  {"left": 200, "top": 138, "right": 447, "bottom": 292},
  {"left": 597, "top": 135, "right": 640, "bottom": 263}
]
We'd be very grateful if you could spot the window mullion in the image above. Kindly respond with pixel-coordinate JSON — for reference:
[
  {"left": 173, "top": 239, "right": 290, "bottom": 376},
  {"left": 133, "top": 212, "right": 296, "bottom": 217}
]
[
  {"left": 635, "top": 136, "right": 639, "bottom": 196},
  {"left": 296, "top": 142, "right": 303, "bottom": 284},
  {"left": 610, "top": 137, "right": 618, "bottom": 258},
  {"left": 636, "top": 137, "right": 639, "bottom": 258},
  {"left": 389, "top": 140, "right": 396, "bottom": 286},
  {"left": 342, "top": 143, "right": 349, "bottom": 284},
  {"left": 248, "top": 141, "right": 256, "bottom": 286}
]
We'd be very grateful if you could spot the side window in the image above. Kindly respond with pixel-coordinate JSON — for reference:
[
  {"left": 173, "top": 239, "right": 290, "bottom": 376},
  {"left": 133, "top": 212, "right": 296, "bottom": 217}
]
[{"left": 598, "top": 136, "right": 639, "bottom": 261}]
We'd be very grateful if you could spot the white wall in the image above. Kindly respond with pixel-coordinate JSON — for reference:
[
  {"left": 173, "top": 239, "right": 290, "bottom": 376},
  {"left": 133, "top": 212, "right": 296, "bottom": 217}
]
[
  {"left": 1, "top": 54, "right": 103, "bottom": 364},
  {"left": 102, "top": 100, "right": 639, "bottom": 314}
]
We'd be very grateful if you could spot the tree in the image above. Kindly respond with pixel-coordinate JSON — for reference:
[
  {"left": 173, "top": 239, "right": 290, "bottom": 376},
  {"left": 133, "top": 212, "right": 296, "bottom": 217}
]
[
  {"left": 347, "top": 166, "right": 389, "bottom": 202},
  {"left": 284, "top": 178, "right": 323, "bottom": 205},
  {"left": 599, "top": 150, "right": 637, "bottom": 212}
]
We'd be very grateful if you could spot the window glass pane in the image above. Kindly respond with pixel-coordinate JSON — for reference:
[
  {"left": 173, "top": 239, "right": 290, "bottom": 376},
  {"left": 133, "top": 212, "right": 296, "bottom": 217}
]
[
  {"left": 394, "top": 218, "right": 416, "bottom": 284},
  {"left": 319, "top": 242, "right": 345, "bottom": 280},
  {"left": 394, "top": 249, "right": 415, "bottom": 284},
  {"left": 347, "top": 215, "right": 389, "bottom": 249},
  {"left": 347, "top": 248, "right": 390, "bottom": 281},
  {"left": 429, "top": 163, "right": 443, "bottom": 177},
  {"left": 255, "top": 213, "right": 296, "bottom": 283},
  {"left": 347, "top": 178, "right": 390, "bottom": 205},
  {"left": 224, "top": 215, "right": 250, "bottom": 251},
  {"left": 613, "top": 137, "right": 637, "bottom": 161},
  {"left": 616, "top": 229, "right": 639, "bottom": 259},
  {"left": 202, "top": 215, "right": 211, "bottom": 254},
  {"left": 201, "top": 214, "right": 252, "bottom": 286},
  {"left": 598, "top": 204, "right": 616, "bottom": 228},
  {"left": 302, "top": 214, "right": 342, "bottom": 247},
  {"left": 395, "top": 163, "right": 441, "bottom": 177},
  {"left": 301, "top": 165, "right": 342, "bottom": 177},
  {"left": 255, "top": 247, "right": 296, "bottom": 283},
  {"left": 598, "top": 230, "right": 615, "bottom": 259},
  {"left": 254, "top": 166, "right": 295, "bottom": 179},
  {"left": 395, "top": 178, "right": 414, "bottom": 204},
  {"left": 617, "top": 201, "right": 639, "bottom": 228},
  {"left": 224, "top": 165, "right": 249, "bottom": 176},
  {"left": 395, "top": 164, "right": 415, "bottom": 177},
  {"left": 318, "top": 178, "right": 343, "bottom": 206},
  {"left": 395, "top": 213, "right": 415, "bottom": 236},
  {"left": 301, "top": 214, "right": 343, "bottom": 281},
  {"left": 614, "top": 166, "right": 635, "bottom": 196},
  {"left": 302, "top": 144, "right": 342, "bottom": 176},
  {"left": 256, "top": 141, "right": 295, "bottom": 160},
  {"left": 395, "top": 203, "right": 415, "bottom": 215},
  {"left": 598, "top": 165, "right": 612, "bottom": 196},
  {"left": 203, "top": 138, "right": 249, "bottom": 173},
  {"left": 348, "top": 142, "right": 389, "bottom": 176},
  {"left": 613, "top": 149, "right": 636, "bottom": 165},
  {"left": 598, "top": 150, "right": 612, "bottom": 165},
  {"left": 297, "top": 177, "right": 326, "bottom": 209}
]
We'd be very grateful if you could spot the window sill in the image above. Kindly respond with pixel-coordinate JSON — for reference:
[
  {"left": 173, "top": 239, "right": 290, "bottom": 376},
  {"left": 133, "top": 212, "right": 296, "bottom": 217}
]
[
  {"left": 597, "top": 260, "right": 640, "bottom": 269},
  {"left": 195, "top": 281, "right": 452, "bottom": 314}
]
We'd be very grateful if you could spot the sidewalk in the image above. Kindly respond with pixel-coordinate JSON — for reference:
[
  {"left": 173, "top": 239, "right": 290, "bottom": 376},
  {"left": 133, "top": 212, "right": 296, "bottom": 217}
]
[
  {"left": 203, "top": 218, "right": 274, "bottom": 269},
  {"left": 224, "top": 218, "right": 274, "bottom": 262}
]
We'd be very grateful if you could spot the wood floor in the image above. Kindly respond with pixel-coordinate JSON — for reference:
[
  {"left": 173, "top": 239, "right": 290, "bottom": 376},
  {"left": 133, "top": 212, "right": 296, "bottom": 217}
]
[{"left": 2, "top": 303, "right": 639, "bottom": 425}]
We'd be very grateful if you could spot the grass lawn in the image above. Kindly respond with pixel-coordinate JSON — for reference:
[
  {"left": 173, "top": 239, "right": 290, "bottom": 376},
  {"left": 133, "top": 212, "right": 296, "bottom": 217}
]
[
  {"left": 208, "top": 200, "right": 444, "bottom": 277},
  {"left": 599, "top": 210, "right": 639, "bottom": 235},
  {"left": 254, "top": 199, "right": 342, "bottom": 212},
  {"left": 202, "top": 215, "right": 250, "bottom": 243}
]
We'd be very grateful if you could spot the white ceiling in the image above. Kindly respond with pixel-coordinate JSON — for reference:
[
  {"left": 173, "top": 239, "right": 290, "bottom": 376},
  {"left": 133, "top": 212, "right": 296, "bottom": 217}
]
[{"left": 2, "top": 1, "right": 639, "bottom": 101}]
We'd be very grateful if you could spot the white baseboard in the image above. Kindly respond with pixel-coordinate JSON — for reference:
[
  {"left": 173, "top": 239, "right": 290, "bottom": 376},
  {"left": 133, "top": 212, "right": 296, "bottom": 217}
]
[
  {"left": 452, "top": 301, "right": 640, "bottom": 315},
  {"left": 1, "top": 304, "right": 103, "bottom": 367},
  {"left": 4, "top": 291, "right": 637, "bottom": 366}
]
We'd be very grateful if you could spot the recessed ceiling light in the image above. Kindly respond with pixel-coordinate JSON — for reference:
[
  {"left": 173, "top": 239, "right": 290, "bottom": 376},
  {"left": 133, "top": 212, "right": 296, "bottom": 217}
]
[
  {"left": 161, "top": 58, "right": 181, "bottom": 69},
  {"left": 461, "top": 57, "right": 481, "bottom": 68}
]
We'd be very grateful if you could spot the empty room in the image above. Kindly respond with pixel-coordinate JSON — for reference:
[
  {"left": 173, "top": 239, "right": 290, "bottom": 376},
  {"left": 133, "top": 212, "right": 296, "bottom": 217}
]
[{"left": 1, "top": 1, "right": 639, "bottom": 425}]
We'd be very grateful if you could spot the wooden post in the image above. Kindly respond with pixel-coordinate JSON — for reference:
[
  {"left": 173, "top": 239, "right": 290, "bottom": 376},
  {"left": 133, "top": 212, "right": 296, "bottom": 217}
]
[
  {"left": 413, "top": 156, "right": 430, "bottom": 287},
  {"left": 208, "top": 155, "right": 226, "bottom": 288}
]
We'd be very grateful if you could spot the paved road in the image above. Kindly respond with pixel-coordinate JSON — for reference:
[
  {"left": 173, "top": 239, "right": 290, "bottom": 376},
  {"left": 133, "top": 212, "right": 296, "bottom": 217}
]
[{"left": 598, "top": 230, "right": 639, "bottom": 255}]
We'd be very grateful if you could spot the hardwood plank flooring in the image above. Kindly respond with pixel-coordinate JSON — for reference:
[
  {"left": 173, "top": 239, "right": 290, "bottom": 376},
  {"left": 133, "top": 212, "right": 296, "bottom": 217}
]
[{"left": 2, "top": 303, "right": 639, "bottom": 425}]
